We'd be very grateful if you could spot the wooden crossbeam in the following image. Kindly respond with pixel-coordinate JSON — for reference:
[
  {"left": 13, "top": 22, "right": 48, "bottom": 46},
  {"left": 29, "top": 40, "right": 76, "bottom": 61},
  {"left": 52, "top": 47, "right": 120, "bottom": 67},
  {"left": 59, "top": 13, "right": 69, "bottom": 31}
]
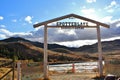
[
  {"left": 33, "top": 14, "right": 109, "bottom": 28},
  {"left": 46, "top": 25, "right": 98, "bottom": 28}
]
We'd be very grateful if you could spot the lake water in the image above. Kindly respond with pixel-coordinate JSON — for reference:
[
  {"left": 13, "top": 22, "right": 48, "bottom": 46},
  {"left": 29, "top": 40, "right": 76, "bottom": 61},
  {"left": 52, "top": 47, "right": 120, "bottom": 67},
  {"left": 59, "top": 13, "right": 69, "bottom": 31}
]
[{"left": 49, "top": 61, "right": 104, "bottom": 73}]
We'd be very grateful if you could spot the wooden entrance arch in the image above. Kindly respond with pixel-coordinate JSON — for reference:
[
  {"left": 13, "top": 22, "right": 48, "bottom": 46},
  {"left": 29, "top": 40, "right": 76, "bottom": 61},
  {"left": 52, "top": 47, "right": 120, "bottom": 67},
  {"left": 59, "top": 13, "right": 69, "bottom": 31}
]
[{"left": 33, "top": 14, "right": 109, "bottom": 79}]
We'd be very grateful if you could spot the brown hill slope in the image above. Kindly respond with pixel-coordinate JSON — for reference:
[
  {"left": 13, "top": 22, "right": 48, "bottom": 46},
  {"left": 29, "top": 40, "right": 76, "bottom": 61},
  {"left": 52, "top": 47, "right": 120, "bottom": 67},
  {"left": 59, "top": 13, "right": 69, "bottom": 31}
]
[
  {"left": 74, "top": 39, "right": 120, "bottom": 53},
  {"left": 0, "top": 41, "right": 91, "bottom": 62},
  {"left": 1, "top": 37, "right": 120, "bottom": 53},
  {"left": 1, "top": 37, "right": 120, "bottom": 62}
]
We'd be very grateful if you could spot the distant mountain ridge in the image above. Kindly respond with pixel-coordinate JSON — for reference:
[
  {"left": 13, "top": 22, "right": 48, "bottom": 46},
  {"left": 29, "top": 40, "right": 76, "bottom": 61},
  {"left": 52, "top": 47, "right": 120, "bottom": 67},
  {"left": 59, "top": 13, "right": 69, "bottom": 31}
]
[
  {"left": 0, "top": 37, "right": 93, "bottom": 62},
  {"left": 0, "top": 37, "right": 120, "bottom": 53},
  {"left": 75, "top": 39, "right": 120, "bottom": 53},
  {"left": 0, "top": 37, "right": 75, "bottom": 51}
]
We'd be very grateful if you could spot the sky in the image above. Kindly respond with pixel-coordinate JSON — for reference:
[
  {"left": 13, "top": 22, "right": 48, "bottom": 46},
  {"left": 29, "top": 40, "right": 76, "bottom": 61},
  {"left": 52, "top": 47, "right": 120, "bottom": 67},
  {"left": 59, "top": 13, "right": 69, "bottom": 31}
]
[{"left": 0, "top": 0, "right": 120, "bottom": 47}]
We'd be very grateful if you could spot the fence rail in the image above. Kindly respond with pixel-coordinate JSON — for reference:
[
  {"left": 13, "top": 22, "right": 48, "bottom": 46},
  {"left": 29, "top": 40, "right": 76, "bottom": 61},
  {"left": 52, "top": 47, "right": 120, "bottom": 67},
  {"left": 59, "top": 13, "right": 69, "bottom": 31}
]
[
  {"left": 0, "top": 61, "right": 13, "bottom": 68},
  {"left": 0, "top": 59, "right": 15, "bottom": 80},
  {"left": 48, "top": 62, "right": 99, "bottom": 73},
  {"left": 0, "top": 68, "right": 13, "bottom": 80}
]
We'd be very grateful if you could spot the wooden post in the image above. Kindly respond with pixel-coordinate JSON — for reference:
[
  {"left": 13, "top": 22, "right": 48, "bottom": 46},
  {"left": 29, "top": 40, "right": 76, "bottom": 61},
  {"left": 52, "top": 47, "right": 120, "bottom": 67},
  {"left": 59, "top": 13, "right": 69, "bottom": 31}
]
[
  {"left": 72, "top": 63, "right": 75, "bottom": 73},
  {"left": 44, "top": 25, "right": 48, "bottom": 79},
  {"left": 12, "top": 54, "right": 15, "bottom": 80},
  {"left": 17, "top": 62, "right": 21, "bottom": 80},
  {"left": 96, "top": 26, "right": 103, "bottom": 77}
]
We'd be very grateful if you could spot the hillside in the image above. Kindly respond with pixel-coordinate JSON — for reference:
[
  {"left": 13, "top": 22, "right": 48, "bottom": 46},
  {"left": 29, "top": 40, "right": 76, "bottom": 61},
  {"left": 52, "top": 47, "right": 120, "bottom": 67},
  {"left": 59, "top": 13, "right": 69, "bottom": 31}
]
[
  {"left": 0, "top": 37, "right": 120, "bottom": 62},
  {"left": 0, "top": 37, "right": 75, "bottom": 51},
  {"left": 1, "top": 37, "right": 120, "bottom": 53},
  {"left": 74, "top": 39, "right": 120, "bottom": 53},
  {"left": 0, "top": 40, "right": 91, "bottom": 62}
]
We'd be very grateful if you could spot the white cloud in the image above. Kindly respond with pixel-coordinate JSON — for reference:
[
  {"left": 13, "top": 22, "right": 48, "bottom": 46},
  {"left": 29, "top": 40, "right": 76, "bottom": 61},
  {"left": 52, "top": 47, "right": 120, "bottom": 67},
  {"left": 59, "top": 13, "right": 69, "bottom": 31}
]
[
  {"left": 82, "top": 6, "right": 86, "bottom": 9},
  {"left": 57, "top": 29, "right": 76, "bottom": 36},
  {"left": 67, "top": 30, "right": 76, "bottom": 35},
  {"left": 107, "top": 9, "right": 114, "bottom": 13},
  {"left": 101, "top": 36, "right": 120, "bottom": 42},
  {"left": 34, "top": 21, "right": 39, "bottom": 24},
  {"left": 100, "top": 16, "right": 113, "bottom": 23},
  {"left": 55, "top": 39, "right": 97, "bottom": 47},
  {"left": 116, "top": 23, "right": 120, "bottom": 27},
  {"left": 0, "top": 29, "right": 12, "bottom": 35},
  {"left": 81, "top": 8, "right": 99, "bottom": 20},
  {"left": 112, "top": 19, "right": 120, "bottom": 24},
  {"left": 55, "top": 36, "right": 120, "bottom": 47},
  {"left": 86, "top": 0, "right": 96, "bottom": 3},
  {"left": 1, "top": 25, "right": 119, "bottom": 47},
  {"left": 35, "top": 26, "right": 44, "bottom": 31},
  {"left": 12, "top": 19, "right": 17, "bottom": 22},
  {"left": 25, "top": 17, "right": 119, "bottom": 43},
  {"left": 105, "top": 1, "right": 117, "bottom": 9},
  {"left": 0, "top": 16, "right": 4, "bottom": 20},
  {"left": 71, "top": 2, "right": 76, "bottom": 6},
  {"left": 104, "top": 1, "right": 117, "bottom": 13},
  {"left": 25, "top": 16, "right": 33, "bottom": 24},
  {"left": 81, "top": 8, "right": 95, "bottom": 13},
  {"left": 110, "top": 19, "right": 120, "bottom": 28},
  {"left": 0, "top": 28, "right": 33, "bottom": 39},
  {"left": 0, "top": 25, "right": 6, "bottom": 28},
  {"left": 110, "top": 1, "right": 117, "bottom": 7},
  {"left": 0, "top": 34, "right": 6, "bottom": 39}
]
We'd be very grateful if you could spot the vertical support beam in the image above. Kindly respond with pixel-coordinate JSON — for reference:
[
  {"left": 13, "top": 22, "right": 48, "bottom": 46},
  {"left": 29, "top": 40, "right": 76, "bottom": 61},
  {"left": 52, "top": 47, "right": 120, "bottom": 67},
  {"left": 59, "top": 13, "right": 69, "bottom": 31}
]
[
  {"left": 17, "top": 62, "right": 21, "bottom": 80},
  {"left": 12, "top": 54, "right": 15, "bottom": 80},
  {"left": 96, "top": 26, "right": 103, "bottom": 77},
  {"left": 44, "top": 25, "right": 48, "bottom": 79}
]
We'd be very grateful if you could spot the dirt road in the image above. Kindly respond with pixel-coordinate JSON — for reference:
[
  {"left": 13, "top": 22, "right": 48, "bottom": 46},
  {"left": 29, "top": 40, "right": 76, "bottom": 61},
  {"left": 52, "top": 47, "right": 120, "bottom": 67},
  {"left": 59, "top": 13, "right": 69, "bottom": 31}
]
[{"left": 50, "top": 73, "right": 96, "bottom": 80}]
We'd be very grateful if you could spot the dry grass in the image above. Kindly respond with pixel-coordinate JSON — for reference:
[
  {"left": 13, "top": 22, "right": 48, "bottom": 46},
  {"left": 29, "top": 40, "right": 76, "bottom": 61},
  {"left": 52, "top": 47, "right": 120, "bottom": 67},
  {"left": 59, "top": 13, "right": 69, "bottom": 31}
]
[
  {"left": 103, "top": 51, "right": 120, "bottom": 76},
  {"left": 0, "top": 68, "right": 12, "bottom": 79},
  {"left": 49, "top": 73, "right": 96, "bottom": 80},
  {"left": 104, "top": 64, "right": 120, "bottom": 76},
  {"left": 36, "top": 77, "right": 51, "bottom": 80}
]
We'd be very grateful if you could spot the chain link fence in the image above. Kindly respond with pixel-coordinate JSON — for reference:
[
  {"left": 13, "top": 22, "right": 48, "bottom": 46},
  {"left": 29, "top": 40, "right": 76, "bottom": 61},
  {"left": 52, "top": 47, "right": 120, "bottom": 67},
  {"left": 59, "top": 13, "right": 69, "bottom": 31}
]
[
  {"left": 16, "top": 60, "right": 120, "bottom": 80},
  {"left": 21, "top": 61, "right": 43, "bottom": 80},
  {"left": 105, "top": 60, "right": 120, "bottom": 76}
]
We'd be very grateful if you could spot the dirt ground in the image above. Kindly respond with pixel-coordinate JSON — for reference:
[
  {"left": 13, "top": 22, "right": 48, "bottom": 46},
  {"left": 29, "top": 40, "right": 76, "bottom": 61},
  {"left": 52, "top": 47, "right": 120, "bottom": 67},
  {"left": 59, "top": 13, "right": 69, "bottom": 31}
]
[{"left": 48, "top": 73, "right": 97, "bottom": 80}]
